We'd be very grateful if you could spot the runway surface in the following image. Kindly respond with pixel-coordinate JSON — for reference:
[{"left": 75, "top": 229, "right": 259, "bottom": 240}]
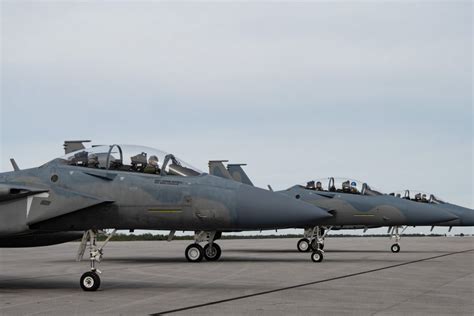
[{"left": 0, "top": 237, "right": 473, "bottom": 315}]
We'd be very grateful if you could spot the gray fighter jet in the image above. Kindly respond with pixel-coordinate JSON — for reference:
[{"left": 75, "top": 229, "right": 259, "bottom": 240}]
[
  {"left": 210, "top": 163, "right": 459, "bottom": 262},
  {"left": 0, "top": 141, "right": 331, "bottom": 291},
  {"left": 281, "top": 178, "right": 459, "bottom": 258}
]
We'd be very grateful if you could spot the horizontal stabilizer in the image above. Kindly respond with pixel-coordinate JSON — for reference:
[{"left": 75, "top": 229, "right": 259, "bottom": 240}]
[{"left": 227, "top": 164, "right": 254, "bottom": 186}]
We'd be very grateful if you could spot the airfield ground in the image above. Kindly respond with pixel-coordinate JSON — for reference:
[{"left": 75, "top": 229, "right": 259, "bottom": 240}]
[{"left": 0, "top": 237, "right": 473, "bottom": 315}]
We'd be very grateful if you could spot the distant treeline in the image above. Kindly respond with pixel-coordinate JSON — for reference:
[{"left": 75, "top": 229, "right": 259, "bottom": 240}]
[{"left": 96, "top": 233, "right": 469, "bottom": 241}]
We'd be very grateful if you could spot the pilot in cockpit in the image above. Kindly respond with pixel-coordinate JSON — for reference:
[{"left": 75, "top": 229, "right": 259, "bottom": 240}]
[
  {"left": 315, "top": 181, "right": 323, "bottom": 191},
  {"left": 306, "top": 181, "right": 316, "bottom": 190},
  {"left": 143, "top": 155, "right": 160, "bottom": 174},
  {"left": 350, "top": 181, "right": 359, "bottom": 194},
  {"left": 414, "top": 193, "right": 422, "bottom": 201},
  {"left": 87, "top": 154, "right": 99, "bottom": 168},
  {"left": 421, "top": 194, "right": 428, "bottom": 202},
  {"left": 342, "top": 180, "right": 351, "bottom": 193}
]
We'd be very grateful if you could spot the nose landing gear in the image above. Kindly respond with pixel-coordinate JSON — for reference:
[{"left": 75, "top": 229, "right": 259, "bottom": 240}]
[
  {"left": 77, "top": 229, "right": 116, "bottom": 291},
  {"left": 388, "top": 226, "right": 406, "bottom": 253}
]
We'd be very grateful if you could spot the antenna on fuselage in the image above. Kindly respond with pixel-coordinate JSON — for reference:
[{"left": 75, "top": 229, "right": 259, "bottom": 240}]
[{"left": 10, "top": 158, "right": 20, "bottom": 171}]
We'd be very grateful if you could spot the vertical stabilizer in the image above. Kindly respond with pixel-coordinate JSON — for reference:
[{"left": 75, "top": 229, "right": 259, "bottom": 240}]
[
  {"left": 208, "top": 160, "right": 233, "bottom": 180},
  {"left": 227, "top": 164, "right": 254, "bottom": 186}
]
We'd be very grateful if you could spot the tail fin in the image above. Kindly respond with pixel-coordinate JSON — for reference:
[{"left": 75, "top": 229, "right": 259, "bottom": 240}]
[
  {"left": 227, "top": 164, "right": 254, "bottom": 186},
  {"left": 208, "top": 160, "right": 233, "bottom": 180}
]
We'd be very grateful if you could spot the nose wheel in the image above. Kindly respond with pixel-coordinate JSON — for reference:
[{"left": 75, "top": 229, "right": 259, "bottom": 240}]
[
  {"left": 80, "top": 271, "right": 101, "bottom": 291},
  {"left": 391, "top": 243, "right": 400, "bottom": 253},
  {"left": 388, "top": 226, "right": 406, "bottom": 253},
  {"left": 76, "top": 229, "right": 116, "bottom": 291},
  {"left": 311, "top": 249, "right": 324, "bottom": 262}
]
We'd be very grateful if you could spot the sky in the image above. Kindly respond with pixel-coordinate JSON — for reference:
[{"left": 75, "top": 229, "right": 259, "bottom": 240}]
[{"left": 1, "top": 1, "right": 472, "bottom": 235}]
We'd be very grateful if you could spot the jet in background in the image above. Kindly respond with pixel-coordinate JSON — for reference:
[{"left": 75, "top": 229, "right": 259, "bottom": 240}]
[
  {"left": 209, "top": 162, "right": 459, "bottom": 262},
  {"left": 0, "top": 141, "right": 331, "bottom": 291}
]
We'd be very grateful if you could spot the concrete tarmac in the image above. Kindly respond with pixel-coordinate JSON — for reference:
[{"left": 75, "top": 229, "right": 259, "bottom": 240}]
[{"left": 0, "top": 237, "right": 473, "bottom": 315}]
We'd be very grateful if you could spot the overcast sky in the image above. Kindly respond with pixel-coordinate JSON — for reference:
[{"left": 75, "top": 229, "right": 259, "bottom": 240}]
[{"left": 1, "top": 1, "right": 472, "bottom": 235}]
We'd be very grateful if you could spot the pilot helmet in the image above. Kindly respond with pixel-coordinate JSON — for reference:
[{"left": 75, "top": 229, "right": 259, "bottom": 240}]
[
  {"left": 88, "top": 153, "right": 99, "bottom": 163},
  {"left": 307, "top": 180, "right": 315, "bottom": 187},
  {"left": 148, "top": 155, "right": 159, "bottom": 166}
]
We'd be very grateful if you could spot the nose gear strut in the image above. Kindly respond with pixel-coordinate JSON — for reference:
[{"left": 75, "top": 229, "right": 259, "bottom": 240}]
[{"left": 77, "top": 229, "right": 117, "bottom": 291}]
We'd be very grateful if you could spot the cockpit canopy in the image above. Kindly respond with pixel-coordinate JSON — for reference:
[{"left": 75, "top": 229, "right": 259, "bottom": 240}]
[
  {"left": 389, "top": 190, "right": 445, "bottom": 204},
  {"left": 299, "top": 177, "right": 382, "bottom": 196},
  {"left": 57, "top": 144, "right": 203, "bottom": 177}
]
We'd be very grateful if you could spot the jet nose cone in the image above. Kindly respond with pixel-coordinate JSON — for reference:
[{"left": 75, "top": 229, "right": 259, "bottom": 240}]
[
  {"left": 438, "top": 204, "right": 474, "bottom": 226},
  {"left": 406, "top": 203, "right": 459, "bottom": 225},
  {"left": 235, "top": 185, "right": 331, "bottom": 229},
  {"left": 433, "top": 210, "right": 459, "bottom": 224}
]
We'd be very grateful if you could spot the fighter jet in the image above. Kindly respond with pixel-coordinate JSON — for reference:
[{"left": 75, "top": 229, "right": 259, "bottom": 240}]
[
  {"left": 281, "top": 178, "right": 459, "bottom": 257},
  {"left": 0, "top": 141, "right": 331, "bottom": 291},
  {"left": 389, "top": 190, "right": 474, "bottom": 229},
  {"left": 209, "top": 163, "right": 459, "bottom": 262}
]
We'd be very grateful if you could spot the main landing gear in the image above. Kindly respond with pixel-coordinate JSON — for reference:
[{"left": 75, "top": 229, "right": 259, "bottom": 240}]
[
  {"left": 185, "top": 231, "right": 222, "bottom": 262},
  {"left": 297, "top": 226, "right": 332, "bottom": 263},
  {"left": 388, "top": 226, "right": 407, "bottom": 253},
  {"left": 77, "top": 229, "right": 116, "bottom": 291}
]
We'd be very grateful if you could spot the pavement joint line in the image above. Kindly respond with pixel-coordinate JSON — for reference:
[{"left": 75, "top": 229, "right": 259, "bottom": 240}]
[
  {"left": 151, "top": 248, "right": 474, "bottom": 315},
  {"left": 370, "top": 271, "right": 474, "bottom": 316}
]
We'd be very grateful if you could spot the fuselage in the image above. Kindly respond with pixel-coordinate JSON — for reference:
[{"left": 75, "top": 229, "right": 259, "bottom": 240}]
[{"left": 0, "top": 160, "right": 329, "bottom": 240}]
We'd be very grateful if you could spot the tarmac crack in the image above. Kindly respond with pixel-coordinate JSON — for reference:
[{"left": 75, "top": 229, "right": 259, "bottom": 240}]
[{"left": 151, "top": 248, "right": 474, "bottom": 315}]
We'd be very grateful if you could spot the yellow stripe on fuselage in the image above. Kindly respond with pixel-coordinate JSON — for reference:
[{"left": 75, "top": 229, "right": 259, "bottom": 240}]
[{"left": 148, "top": 209, "right": 182, "bottom": 213}]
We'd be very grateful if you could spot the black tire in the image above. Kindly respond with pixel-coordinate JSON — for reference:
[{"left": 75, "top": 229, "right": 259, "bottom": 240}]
[
  {"left": 80, "top": 271, "right": 101, "bottom": 291},
  {"left": 311, "top": 250, "right": 324, "bottom": 263},
  {"left": 391, "top": 243, "right": 400, "bottom": 253},
  {"left": 310, "top": 240, "right": 324, "bottom": 251},
  {"left": 203, "top": 243, "right": 222, "bottom": 261},
  {"left": 297, "top": 238, "right": 310, "bottom": 252},
  {"left": 185, "top": 244, "right": 204, "bottom": 262}
]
